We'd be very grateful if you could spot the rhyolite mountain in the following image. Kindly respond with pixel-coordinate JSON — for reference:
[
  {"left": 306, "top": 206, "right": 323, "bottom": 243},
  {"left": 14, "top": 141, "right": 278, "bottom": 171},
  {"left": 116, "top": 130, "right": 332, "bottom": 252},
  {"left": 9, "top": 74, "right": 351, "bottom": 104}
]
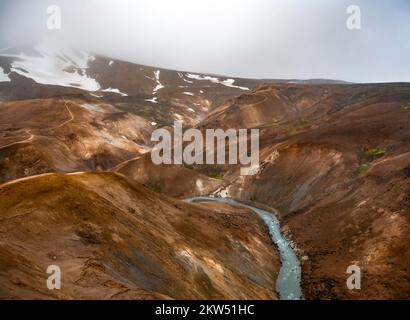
[{"left": 0, "top": 42, "right": 409, "bottom": 299}]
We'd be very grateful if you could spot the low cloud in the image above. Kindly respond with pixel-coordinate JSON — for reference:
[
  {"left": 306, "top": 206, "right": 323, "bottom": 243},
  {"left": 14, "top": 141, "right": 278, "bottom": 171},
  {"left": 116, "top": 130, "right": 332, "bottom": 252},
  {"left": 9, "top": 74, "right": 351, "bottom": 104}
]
[{"left": 0, "top": 0, "right": 409, "bottom": 82}]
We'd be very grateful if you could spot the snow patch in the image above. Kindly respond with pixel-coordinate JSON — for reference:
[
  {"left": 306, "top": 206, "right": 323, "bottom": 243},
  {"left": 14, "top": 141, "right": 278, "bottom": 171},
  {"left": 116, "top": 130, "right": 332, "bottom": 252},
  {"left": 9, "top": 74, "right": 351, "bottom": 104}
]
[
  {"left": 152, "top": 70, "right": 164, "bottom": 94},
  {"left": 89, "top": 93, "right": 103, "bottom": 98},
  {"left": 182, "top": 92, "right": 194, "bottom": 96},
  {"left": 0, "top": 42, "right": 128, "bottom": 95},
  {"left": 221, "top": 78, "right": 250, "bottom": 90},
  {"left": 186, "top": 73, "right": 249, "bottom": 90},
  {"left": 0, "top": 42, "right": 101, "bottom": 91},
  {"left": 108, "top": 60, "right": 114, "bottom": 66},
  {"left": 145, "top": 97, "right": 157, "bottom": 104},
  {"left": 101, "top": 87, "right": 128, "bottom": 96},
  {"left": 0, "top": 66, "right": 10, "bottom": 82}
]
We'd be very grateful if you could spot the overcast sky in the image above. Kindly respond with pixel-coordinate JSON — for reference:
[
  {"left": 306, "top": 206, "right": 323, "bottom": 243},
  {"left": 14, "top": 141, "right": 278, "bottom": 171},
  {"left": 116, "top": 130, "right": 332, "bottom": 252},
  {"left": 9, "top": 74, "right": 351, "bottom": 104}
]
[{"left": 0, "top": 0, "right": 409, "bottom": 83}]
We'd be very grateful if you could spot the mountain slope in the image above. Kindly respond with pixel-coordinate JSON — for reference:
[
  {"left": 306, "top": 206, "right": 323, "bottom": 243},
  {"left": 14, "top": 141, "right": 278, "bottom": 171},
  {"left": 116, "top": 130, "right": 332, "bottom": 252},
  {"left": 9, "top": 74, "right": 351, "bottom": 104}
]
[
  {"left": 0, "top": 172, "right": 280, "bottom": 299},
  {"left": 204, "top": 83, "right": 410, "bottom": 299},
  {"left": 0, "top": 96, "right": 153, "bottom": 184},
  {"left": 116, "top": 82, "right": 410, "bottom": 299},
  {"left": 1, "top": 42, "right": 409, "bottom": 300},
  {"left": 0, "top": 42, "right": 260, "bottom": 127}
]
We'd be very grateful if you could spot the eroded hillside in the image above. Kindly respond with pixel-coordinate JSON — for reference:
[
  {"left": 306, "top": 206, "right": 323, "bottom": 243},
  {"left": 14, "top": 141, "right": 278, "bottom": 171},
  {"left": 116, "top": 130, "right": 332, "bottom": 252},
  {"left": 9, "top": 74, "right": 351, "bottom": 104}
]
[{"left": 0, "top": 172, "right": 280, "bottom": 299}]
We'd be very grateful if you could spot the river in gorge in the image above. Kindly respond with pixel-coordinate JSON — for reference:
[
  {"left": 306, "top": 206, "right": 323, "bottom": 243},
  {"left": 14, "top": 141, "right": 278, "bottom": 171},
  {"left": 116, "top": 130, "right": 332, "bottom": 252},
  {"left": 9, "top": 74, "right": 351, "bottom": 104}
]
[{"left": 185, "top": 196, "right": 303, "bottom": 300}]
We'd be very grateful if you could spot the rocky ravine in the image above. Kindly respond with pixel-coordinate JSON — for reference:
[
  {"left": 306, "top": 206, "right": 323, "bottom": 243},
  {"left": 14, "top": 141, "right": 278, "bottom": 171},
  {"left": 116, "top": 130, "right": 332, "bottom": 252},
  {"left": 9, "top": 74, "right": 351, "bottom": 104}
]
[
  {"left": 0, "top": 44, "right": 409, "bottom": 299},
  {"left": 196, "top": 83, "right": 410, "bottom": 299},
  {"left": 0, "top": 172, "right": 280, "bottom": 300}
]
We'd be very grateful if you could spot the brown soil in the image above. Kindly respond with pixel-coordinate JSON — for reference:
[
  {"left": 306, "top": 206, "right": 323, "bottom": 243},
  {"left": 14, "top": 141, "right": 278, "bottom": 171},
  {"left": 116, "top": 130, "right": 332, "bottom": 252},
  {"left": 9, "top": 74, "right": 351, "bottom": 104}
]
[
  {"left": 0, "top": 172, "right": 280, "bottom": 300},
  {"left": 206, "top": 83, "right": 410, "bottom": 299},
  {"left": 0, "top": 96, "right": 153, "bottom": 184},
  {"left": 1, "top": 51, "right": 409, "bottom": 300}
]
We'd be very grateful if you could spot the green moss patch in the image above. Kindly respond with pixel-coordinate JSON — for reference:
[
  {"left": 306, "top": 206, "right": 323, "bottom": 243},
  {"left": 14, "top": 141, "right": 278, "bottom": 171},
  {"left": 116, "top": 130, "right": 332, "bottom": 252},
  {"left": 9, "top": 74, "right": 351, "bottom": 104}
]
[
  {"left": 364, "top": 148, "right": 386, "bottom": 156},
  {"left": 207, "top": 172, "right": 225, "bottom": 180}
]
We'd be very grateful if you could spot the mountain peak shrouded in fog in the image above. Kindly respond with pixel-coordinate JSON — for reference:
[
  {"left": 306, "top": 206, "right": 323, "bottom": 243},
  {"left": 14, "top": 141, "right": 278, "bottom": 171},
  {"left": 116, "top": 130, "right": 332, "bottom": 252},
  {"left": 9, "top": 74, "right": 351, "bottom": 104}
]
[
  {"left": 0, "top": 40, "right": 102, "bottom": 91},
  {"left": 0, "top": 0, "right": 409, "bottom": 83}
]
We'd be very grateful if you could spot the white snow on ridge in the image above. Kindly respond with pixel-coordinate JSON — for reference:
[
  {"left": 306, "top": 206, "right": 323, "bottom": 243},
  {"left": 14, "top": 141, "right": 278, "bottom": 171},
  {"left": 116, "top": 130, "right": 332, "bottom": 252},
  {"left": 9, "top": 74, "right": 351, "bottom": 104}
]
[
  {"left": 152, "top": 70, "right": 164, "bottom": 94},
  {"left": 0, "top": 42, "right": 127, "bottom": 96},
  {"left": 0, "top": 42, "right": 249, "bottom": 95},
  {"left": 143, "top": 70, "right": 164, "bottom": 103},
  {"left": 102, "top": 87, "right": 128, "bottom": 96},
  {"left": 221, "top": 78, "right": 250, "bottom": 90},
  {"left": 185, "top": 73, "right": 249, "bottom": 90},
  {"left": 145, "top": 97, "right": 158, "bottom": 104},
  {"left": 178, "top": 71, "right": 193, "bottom": 84},
  {"left": 0, "top": 66, "right": 10, "bottom": 82},
  {"left": 0, "top": 43, "right": 101, "bottom": 91},
  {"left": 89, "top": 93, "right": 103, "bottom": 98}
]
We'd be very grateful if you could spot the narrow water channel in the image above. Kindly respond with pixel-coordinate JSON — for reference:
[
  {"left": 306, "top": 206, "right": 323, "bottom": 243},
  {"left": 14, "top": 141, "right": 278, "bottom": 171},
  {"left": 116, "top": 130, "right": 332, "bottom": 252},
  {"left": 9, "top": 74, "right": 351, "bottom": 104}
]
[{"left": 185, "top": 196, "right": 303, "bottom": 300}]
